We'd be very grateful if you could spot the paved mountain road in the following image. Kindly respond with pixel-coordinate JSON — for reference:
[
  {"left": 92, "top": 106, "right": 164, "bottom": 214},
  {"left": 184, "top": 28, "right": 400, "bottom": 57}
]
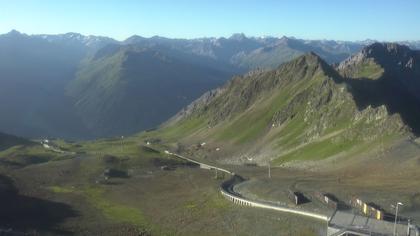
[{"left": 164, "top": 150, "right": 329, "bottom": 222}]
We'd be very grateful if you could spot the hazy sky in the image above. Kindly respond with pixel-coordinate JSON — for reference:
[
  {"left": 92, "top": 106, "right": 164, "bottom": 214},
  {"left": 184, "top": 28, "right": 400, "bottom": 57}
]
[{"left": 1, "top": 0, "right": 419, "bottom": 41}]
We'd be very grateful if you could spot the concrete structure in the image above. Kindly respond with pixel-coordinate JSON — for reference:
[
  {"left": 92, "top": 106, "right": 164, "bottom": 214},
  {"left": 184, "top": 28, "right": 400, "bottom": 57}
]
[
  {"left": 328, "top": 211, "right": 419, "bottom": 236},
  {"left": 315, "top": 192, "right": 339, "bottom": 210},
  {"left": 167, "top": 151, "right": 232, "bottom": 175},
  {"left": 220, "top": 182, "right": 329, "bottom": 221},
  {"left": 41, "top": 140, "right": 76, "bottom": 155},
  {"left": 287, "top": 190, "right": 307, "bottom": 205}
]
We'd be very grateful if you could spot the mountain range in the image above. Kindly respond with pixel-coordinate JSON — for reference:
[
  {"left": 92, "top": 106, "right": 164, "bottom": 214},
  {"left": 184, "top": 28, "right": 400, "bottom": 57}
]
[
  {"left": 1, "top": 30, "right": 419, "bottom": 140},
  {"left": 160, "top": 43, "right": 420, "bottom": 166}
]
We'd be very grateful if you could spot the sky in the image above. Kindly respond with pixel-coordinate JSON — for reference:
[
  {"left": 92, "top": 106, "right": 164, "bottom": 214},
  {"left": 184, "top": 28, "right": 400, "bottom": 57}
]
[{"left": 1, "top": 0, "right": 419, "bottom": 41}]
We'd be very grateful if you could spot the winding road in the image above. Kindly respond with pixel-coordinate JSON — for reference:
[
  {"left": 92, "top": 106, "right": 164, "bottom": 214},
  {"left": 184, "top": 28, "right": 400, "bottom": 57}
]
[{"left": 164, "top": 150, "right": 329, "bottom": 222}]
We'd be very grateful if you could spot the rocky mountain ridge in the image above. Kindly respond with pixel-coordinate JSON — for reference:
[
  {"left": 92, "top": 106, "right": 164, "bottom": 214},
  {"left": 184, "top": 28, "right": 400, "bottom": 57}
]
[{"left": 163, "top": 44, "right": 418, "bottom": 165}]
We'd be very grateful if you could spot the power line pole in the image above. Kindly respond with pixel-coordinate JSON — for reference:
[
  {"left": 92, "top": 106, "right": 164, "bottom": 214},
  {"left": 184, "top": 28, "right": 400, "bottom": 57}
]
[
  {"left": 407, "top": 218, "right": 411, "bottom": 236},
  {"left": 393, "top": 202, "right": 403, "bottom": 236},
  {"left": 121, "top": 136, "right": 124, "bottom": 154},
  {"left": 268, "top": 162, "right": 271, "bottom": 179}
]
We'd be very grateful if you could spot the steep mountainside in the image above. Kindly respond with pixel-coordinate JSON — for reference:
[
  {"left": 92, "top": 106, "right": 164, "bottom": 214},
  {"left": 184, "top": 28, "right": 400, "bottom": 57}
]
[
  {"left": 160, "top": 50, "right": 413, "bottom": 166},
  {"left": 0, "top": 30, "right": 88, "bottom": 139},
  {"left": 0, "top": 132, "right": 33, "bottom": 151},
  {"left": 338, "top": 43, "right": 420, "bottom": 134},
  {"left": 67, "top": 45, "right": 232, "bottom": 137}
]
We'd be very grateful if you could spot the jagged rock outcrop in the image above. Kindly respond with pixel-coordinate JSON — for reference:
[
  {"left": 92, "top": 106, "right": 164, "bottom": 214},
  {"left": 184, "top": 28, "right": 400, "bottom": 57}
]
[
  {"left": 338, "top": 43, "right": 420, "bottom": 80},
  {"left": 162, "top": 49, "right": 413, "bottom": 165},
  {"left": 338, "top": 43, "right": 420, "bottom": 135}
]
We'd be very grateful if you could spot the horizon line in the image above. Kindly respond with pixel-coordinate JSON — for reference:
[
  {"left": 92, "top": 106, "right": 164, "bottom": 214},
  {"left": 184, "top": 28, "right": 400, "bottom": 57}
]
[{"left": 2, "top": 29, "right": 420, "bottom": 43}]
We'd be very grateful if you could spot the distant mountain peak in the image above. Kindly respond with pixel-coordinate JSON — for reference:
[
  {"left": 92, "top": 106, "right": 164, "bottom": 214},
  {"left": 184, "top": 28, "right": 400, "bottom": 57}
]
[
  {"left": 125, "top": 35, "right": 145, "bottom": 40},
  {"left": 278, "top": 36, "right": 291, "bottom": 43},
  {"left": 5, "top": 29, "right": 25, "bottom": 38},
  {"left": 8, "top": 29, "right": 21, "bottom": 35},
  {"left": 123, "top": 35, "right": 146, "bottom": 44},
  {"left": 229, "top": 33, "right": 247, "bottom": 41},
  {"left": 362, "top": 42, "right": 412, "bottom": 58},
  {"left": 295, "top": 51, "right": 328, "bottom": 68},
  {"left": 338, "top": 42, "right": 419, "bottom": 77},
  {"left": 64, "top": 32, "right": 83, "bottom": 37}
]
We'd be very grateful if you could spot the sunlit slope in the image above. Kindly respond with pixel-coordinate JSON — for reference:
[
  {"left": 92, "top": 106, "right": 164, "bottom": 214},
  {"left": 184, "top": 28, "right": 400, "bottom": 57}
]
[{"left": 158, "top": 51, "right": 411, "bottom": 165}]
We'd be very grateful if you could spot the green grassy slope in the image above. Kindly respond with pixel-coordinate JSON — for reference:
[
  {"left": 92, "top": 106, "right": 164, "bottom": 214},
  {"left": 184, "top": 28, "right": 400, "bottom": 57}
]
[
  {"left": 0, "top": 133, "right": 76, "bottom": 168},
  {"left": 0, "top": 31, "right": 89, "bottom": 139},
  {"left": 338, "top": 57, "right": 384, "bottom": 80},
  {"left": 67, "top": 45, "right": 232, "bottom": 137},
  {"left": 153, "top": 52, "right": 411, "bottom": 166}
]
